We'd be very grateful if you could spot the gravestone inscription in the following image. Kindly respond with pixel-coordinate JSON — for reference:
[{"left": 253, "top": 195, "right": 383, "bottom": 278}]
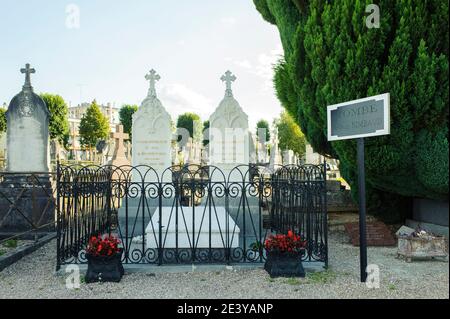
[
  {"left": 132, "top": 69, "right": 172, "bottom": 182},
  {"left": 209, "top": 70, "right": 249, "bottom": 182}
]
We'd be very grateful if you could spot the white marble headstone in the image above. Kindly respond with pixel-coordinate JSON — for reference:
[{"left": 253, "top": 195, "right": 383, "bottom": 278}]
[
  {"left": 183, "top": 138, "right": 203, "bottom": 165},
  {"left": 209, "top": 71, "right": 249, "bottom": 182},
  {"left": 132, "top": 69, "right": 172, "bottom": 182},
  {"left": 305, "top": 142, "right": 324, "bottom": 165},
  {"left": 269, "top": 128, "right": 283, "bottom": 169},
  {"left": 282, "top": 149, "right": 295, "bottom": 166}
]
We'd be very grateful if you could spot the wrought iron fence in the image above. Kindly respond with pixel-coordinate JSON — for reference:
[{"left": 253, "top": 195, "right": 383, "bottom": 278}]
[
  {"left": 56, "top": 163, "right": 327, "bottom": 270},
  {"left": 271, "top": 165, "right": 328, "bottom": 263},
  {"left": 56, "top": 165, "right": 112, "bottom": 267}
]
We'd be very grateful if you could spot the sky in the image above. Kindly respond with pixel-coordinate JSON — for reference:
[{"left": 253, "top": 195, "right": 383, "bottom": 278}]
[{"left": 0, "top": 0, "right": 284, "bottom": 129}]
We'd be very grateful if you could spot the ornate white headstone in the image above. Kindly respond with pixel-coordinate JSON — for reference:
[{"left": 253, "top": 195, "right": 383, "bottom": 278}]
[
  {"left": 305, "top": 142, "right": 324, "bottom": 165},
  {"left": 183, "top": 137, "right": 203, "bottom": 165},
  {"left": 282, "top": 149, "right": 295, "bottom": 166},
  {"left": 132, "top": 69, "right": 172, "bottom": 182},
  {"left": 269, "top": 128, "right": 283, "bottom": 169},
  {"left": 249, "top": 132, "right": 257, "bottom": 164},
  {"left": 6, "top": 64, "right": 50, "bottom": 172},
  {"left": 119, "top": 69, "right": 172, "bottom": 239},
  {"left": 209, "top": 71, "right": 249, "bottom": 182}
]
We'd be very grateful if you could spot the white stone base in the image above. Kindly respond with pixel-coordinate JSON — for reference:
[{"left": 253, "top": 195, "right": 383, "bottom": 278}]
[{"left": 145, "top": 207, "right": 240, "bottom": 248}]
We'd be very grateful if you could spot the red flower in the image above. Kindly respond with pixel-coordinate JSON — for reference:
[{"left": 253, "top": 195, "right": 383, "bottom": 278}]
[
  {"left": 86, "top": 234, "right": 121, "bottom": 257},
  {"left": 264, "top": 230, "right": 307, "bottom": 253}
]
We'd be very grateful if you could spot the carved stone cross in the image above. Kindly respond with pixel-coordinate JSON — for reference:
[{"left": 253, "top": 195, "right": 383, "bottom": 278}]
[
  {"left": 145, "top": 69, "right": 161, "bottom": 97},
  {"left": 221, "top": 70, "right": 236, "bottom": 97},
  {"left": 110, "top": 124, "right": 130, "bottom": 165},
  {"left": 20, "top": 63, "right": 35, "bottom": 88}
]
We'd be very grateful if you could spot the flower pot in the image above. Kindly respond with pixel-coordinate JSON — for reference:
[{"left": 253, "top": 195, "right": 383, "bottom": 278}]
[
  {"left": 397, "top": 236, "right": 448, "bottom": 262},
  {"left": 264, "top": 251, "right": 305, "bottom": 278},
  {"left": 85, "top": 250, "right": 124, "bottom": 283}
]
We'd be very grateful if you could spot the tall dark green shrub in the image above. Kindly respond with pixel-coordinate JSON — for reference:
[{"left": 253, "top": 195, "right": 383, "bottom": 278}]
[
  {"left": 256, "top": 119, "right": 271, "bottom": 142},
  {"left": 119, "top": 104, "right": 138, "bottom": 140},
  {"left": 254, "top": 0, "right": 449, "bottom": 221},
  {"left": 176, "top": 112, "right": 202, "bottom": 146}
]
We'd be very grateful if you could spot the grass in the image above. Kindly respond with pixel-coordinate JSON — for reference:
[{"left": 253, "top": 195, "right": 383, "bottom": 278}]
[
  {"left": 283, "top": 277, "right": 303, "bottom": 285},
  {"left": 306, "top": 270, "right": 337, "bottom": 284},
  {"left": 0, "top": 249, "right": 6, "bottom": 256},
  {"left": 388, "top": 283, "right": 396, "bottom": 291},
  {"left": 2, "top": 239, "right": 18, "bottom": 249},
  {"left": 266, "top": 269, "right": 337, "bottom": 286}
]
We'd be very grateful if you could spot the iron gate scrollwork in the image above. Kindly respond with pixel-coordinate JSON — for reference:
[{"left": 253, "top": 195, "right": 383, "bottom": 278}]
[{"left": 56, "top": 163, "right": 328, "bottom": 270}]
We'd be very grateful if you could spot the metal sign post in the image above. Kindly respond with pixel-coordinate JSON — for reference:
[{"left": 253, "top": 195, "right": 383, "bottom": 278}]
[
  {"left": 327, "top": 93, "right": 390, "bottom": 283},
  {"left": 357, "top": 138, "right": 367, "bottom": 282}
]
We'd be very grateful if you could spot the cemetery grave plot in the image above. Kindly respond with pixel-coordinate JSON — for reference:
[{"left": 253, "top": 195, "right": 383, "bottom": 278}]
[
  {"left": 0, "top": 64, "right": 55, "bottom": 238},
  {"left": 55, "top": 163, "right": 328, "bottom": 269}
]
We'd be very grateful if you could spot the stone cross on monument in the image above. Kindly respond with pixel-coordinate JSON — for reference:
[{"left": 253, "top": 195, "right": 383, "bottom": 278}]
[
  {"left": 0, "top": 63, "right": 54, "bottom": 234},
  {"left": 145, "top": 69, "right": 161, "bottom": 98},
  {"left": 221, "top": 70, "right": 236, "bottom": 97},
  {"left": 21, "top": 63, "right": 35, "bottom": 89},
  {"left": 110, "top": 124, "right": 130, "bottom": 166}
]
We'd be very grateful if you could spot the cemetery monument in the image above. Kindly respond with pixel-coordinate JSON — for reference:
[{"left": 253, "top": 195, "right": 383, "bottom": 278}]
[{"left": 0, "top": 64, "right": 54, "bottom": 234}]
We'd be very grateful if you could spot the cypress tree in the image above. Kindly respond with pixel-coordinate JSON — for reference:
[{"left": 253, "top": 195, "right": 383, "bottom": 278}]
[{"left": 254, "top": 0, "right": 449, "bottom": 221}]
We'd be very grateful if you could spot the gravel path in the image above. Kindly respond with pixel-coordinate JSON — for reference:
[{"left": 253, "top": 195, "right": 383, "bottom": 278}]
[{"left": 0, "top": 231, "right": 448, "bottom": 299}]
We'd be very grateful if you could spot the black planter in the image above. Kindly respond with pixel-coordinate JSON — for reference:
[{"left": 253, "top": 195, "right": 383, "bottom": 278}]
[
  {"left": 264, "top": 251, "right": 305, "bottom": 278},
  {"left": 85, "top": 250, "right": 124, "bottom": 283}
]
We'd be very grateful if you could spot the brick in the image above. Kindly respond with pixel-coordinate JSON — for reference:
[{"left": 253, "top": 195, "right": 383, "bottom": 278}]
[{"left": 344, "top": 221, "right": 397, "bottom": 247}]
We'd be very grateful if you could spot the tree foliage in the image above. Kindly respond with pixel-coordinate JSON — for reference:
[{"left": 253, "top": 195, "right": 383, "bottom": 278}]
[
  {"left": 119, "top": 104, "right": 138, "bottom": 140},
  {"left": 256, "top": 119, "right": 271, "bottom": 142},
  {"left": 176, "top": 112, "right": 202, "bottom": 145},
  {"left": 254, "top": 0, "right": 449, "bottom": 221},
  {"left": 79, "top": 100, "right": 110, "bottom": 149},
  {"left": 0, "top": 108, "right": 6, "bottom": 133},
  {"left": 275, "top": 111, "right": 306, "bottom": 157},
  {"left": 40, "top": 93, "right": 70, "bottom": 147}
]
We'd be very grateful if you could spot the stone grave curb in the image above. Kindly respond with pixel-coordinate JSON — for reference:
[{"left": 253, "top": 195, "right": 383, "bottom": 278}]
[
  {"left": 0, "top": 232, "right": 56, "bottom": 272},
  {"left": 56, "top": 261, "right": 326, "bottom": 276}
]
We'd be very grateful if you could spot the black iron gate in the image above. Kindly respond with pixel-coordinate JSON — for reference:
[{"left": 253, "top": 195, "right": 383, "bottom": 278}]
[{"left": 56, "top": 163, "right": 327, "bottom": 270}]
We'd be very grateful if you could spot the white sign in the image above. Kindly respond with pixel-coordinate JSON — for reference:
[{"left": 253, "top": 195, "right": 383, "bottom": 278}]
[{"left": 327, "top": 93, "right": 390, "bottom": 141}]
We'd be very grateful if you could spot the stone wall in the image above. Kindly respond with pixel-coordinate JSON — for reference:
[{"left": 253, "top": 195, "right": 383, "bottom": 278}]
[{"left": 406, "top": 198, "right": 449, "bottom": 237}]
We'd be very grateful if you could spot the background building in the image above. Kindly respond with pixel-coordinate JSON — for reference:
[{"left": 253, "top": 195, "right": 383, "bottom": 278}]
[{"left": 67, "top": 102, "right": 120, "bottom": 161}]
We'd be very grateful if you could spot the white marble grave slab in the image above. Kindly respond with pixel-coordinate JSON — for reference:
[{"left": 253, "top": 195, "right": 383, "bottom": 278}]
[{"left": 145, "top": 207, "right": 240, "bottom": 248}]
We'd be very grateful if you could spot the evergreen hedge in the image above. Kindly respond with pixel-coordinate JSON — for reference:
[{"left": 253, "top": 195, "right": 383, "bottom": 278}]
[{"left": 254, "top": 0, "right": 449, "bottom": 221}]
